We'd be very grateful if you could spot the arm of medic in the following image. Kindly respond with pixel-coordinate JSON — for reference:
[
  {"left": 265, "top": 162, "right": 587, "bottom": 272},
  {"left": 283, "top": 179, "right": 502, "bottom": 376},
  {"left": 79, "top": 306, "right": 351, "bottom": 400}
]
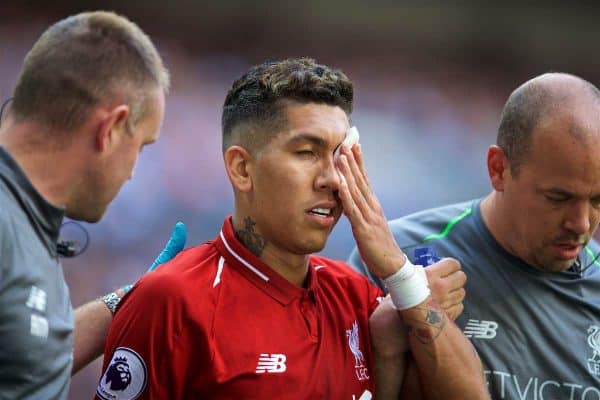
[
  {"left": 71, "top": 222, "right": 187, "bottom": 375},
  {"left": 335, "top": 129, "right": 489, "bottom": 400}
]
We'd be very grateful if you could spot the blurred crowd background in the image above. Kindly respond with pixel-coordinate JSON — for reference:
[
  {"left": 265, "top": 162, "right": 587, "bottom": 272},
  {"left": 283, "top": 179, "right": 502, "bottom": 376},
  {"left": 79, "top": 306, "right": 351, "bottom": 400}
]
[{"left": 2, "top": 1, "right": 600, "bottom": 397}]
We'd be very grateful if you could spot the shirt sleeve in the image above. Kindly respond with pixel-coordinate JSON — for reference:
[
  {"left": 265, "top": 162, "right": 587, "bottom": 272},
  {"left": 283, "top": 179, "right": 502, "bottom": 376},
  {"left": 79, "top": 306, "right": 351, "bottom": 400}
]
[
  {"left": 366, "top": 276, "right": 385, "bottom": 316},
  {"left": 0, "top": 209, "right": 10, "bottom": 284},
  {"left": 94, "top": 272, "right": 191, "bottom": 400}
]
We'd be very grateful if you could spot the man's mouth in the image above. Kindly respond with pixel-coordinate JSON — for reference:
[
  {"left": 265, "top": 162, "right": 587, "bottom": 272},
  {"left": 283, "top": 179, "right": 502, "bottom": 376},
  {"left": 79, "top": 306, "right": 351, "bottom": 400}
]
[
  {"left": 552, "top": 242, "right": 583, "bottom": 260},
  {"left": 309, "top": 207, "right": 332, "bottom": 217},
  {"left": 554, "top": 239, "right": 585, "bottom": 249}
]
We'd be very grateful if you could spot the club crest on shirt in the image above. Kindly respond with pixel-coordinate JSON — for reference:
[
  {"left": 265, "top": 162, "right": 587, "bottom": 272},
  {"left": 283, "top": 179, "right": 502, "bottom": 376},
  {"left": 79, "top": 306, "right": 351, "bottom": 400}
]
[
  {"left": 346, "top": 320, "right": 369, "bottom": 381},
  {"left": 587, "top": 324, "right": 600, "bottom": 377},
  {"left": 97, "top": 347, "right": 147, "bottom": 400}
]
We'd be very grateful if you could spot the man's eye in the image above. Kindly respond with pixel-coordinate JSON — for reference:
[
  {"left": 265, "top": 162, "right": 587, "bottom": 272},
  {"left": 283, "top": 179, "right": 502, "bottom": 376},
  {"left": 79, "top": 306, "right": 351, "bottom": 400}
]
[
  {"left": 546, "top": 194, "right": 568, "bottom": 203},
  {"left": 296, "top": 150, "right": 315, "bottom": 157}
]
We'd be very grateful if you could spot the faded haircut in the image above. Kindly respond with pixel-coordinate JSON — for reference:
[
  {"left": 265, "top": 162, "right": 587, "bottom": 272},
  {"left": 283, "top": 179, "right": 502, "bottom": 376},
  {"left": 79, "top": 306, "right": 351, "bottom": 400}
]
[
  {"left": 221, "top": 58, "right": 353, "bottom": 154},
  {"left": 11, "top": 11, "right": 169, "bottom": 133}
]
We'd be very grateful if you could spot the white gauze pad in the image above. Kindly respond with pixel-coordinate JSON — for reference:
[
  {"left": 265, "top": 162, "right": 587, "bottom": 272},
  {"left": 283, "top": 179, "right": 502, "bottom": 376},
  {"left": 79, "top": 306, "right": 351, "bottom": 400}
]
[{"left": 334, "top": 126, "right": 360, "bottom": 158}]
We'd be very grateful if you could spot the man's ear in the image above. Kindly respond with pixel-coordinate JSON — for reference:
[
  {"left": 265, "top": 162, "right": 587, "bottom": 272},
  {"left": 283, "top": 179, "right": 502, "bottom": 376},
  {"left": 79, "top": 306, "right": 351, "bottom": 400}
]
[
  {"left": 95, "top": 104, "right": 130, "bottom": 153},
  {"left": 487, "top": 145, "right": 510, "bottom": 192},
  {"left": 224, "top": 145, "right": 254, "bottom": 192}
]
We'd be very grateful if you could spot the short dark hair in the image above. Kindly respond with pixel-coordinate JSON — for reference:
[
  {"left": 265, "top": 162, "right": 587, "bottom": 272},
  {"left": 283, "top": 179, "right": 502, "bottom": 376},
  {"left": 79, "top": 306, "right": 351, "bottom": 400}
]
[
  {"left": 221, "top": 58, "right": 353, "bottom": 153},
  {"left": 496, "top": 83, "right": 545, "bottom": 176},
  {"left": 11, "top": 11, "right": 169, "bottom": 132},
  {"left": 497, "top": 72, "right": 600, "bottom": 176}
]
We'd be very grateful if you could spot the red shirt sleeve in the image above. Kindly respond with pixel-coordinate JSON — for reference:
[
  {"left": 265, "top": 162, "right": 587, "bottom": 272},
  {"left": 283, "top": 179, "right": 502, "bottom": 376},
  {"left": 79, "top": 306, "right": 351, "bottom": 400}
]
[
  {"left": 95, "top": 272, "right": 191, "bottom": 400},
  {"left": 367, "top": 278, "right": 385, "bottom": 316}
]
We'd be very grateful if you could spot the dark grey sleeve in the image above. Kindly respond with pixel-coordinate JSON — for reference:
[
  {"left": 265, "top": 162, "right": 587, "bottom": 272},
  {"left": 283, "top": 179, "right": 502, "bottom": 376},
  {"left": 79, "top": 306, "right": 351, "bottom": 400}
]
[
  {"left": 346, "top": 247, "right": 386, "bottom": 292},
  {"left": 0, "top": 209, "right": 9, "bottom": 284}
]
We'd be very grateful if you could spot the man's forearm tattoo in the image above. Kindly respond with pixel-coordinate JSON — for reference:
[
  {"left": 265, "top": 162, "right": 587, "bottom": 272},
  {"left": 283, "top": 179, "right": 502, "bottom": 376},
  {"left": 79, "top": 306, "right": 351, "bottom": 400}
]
[
  {"left": 235, "top": 217, "right": 266, "bottom": 257},
  {"left": 403, "top": 298, "right": 447, "bottom": 345}
]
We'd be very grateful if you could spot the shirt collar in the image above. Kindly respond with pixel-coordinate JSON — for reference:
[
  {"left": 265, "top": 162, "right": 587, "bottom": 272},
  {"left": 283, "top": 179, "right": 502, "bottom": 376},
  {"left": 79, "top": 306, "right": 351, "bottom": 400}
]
[
  {"left": 214, "top": 216, "right": 318, "bottom": 305},
  {"left": 0, "top": 147, "right": 64, "bottom": 256}
]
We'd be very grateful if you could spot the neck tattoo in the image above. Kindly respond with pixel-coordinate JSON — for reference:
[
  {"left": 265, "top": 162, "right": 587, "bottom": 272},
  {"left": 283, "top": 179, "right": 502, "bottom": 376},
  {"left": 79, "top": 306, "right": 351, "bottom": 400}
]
[{"left": 235, "top": 217, "right": 267, "bottom": 257}]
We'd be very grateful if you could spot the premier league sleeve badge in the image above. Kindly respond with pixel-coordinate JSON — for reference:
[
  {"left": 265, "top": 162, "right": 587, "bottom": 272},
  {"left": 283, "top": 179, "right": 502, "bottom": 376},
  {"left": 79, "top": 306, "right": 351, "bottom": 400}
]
[{"left": 96, "top": 347, "right": 147, "bottom": 400}]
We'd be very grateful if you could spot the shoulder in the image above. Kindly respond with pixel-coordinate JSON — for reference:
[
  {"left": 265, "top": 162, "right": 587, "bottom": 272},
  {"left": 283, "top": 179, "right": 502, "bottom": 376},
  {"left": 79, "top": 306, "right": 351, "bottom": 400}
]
[
  {"left": 582, "top": 239, "right": 600, "bottom": 276},
  {"left": 311, "top": 256, "right": 366, "bottom": 276},
  {"left": 110, "top": 244, "right": 222, "bottom": 347},
  {"left": 387, "top": 200, "right": 476, "bottom": 243},
  {"left": 0, "top": 185, "right": 15, "bottom": 228},
  {"left": 0, "top": 166, "right": 21, "bottom": 214},
  {"left": 148, "top": 241, "right": 220, "bottom": 277},
  {"left": 0, "top": 193, "right": 19, "bottom": 269},
  {"left": 389, "top": 200, "right": 475, "bottom": 229},
  {"left": 310, "top": 256, "right": 383, "bottom": 316},
  {"left": 586, "top": 238, "right": 600, "bottom": 253},
  {"left": 0, "top": 203, "right": 10, "bottom": 237},
  {"left": 311, "top": 256, "right": 381, "bottom": 292},
  {"left": 121, "top": 242, "right": 221, "bottom": 310},
  {"left": 0, "top": 172, "right": 36, "bottom": 244}
]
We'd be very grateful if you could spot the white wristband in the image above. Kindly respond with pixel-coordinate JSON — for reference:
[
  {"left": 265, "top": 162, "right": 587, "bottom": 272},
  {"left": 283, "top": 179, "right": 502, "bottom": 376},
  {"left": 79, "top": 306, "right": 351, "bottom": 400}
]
[{"left": 383, "top": 257, "right": 430, "bottom": 310}]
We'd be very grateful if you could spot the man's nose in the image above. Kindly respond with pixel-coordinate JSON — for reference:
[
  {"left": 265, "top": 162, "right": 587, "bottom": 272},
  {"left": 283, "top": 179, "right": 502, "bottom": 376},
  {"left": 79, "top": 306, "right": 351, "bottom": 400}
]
[
  {"left": 563, "top": 201, "right": 592, "bottom": 235},
  {"left": 316, "top": 154, "right": 341, "bottom": 191}
]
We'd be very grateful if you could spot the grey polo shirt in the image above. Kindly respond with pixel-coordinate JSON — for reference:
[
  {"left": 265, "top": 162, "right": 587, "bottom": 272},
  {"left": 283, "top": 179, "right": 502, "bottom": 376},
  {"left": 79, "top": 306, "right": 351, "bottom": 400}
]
[
  {"left": 0, "top": 147, "right": 73, "bottom": 399},
  {"left": 348, "top": 199, "right": 600, "bottom": 399}
]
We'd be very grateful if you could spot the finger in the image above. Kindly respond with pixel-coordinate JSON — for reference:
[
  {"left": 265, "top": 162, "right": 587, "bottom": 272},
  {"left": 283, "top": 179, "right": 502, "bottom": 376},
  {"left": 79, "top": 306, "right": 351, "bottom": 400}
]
[
  {"left": 341, "top": 145, "right": 378, "bottom": 210},
  {"left": 352, "top": 144, "right": 375, "bottom": 198},
  {"left": 433, "top": 273, "right": 466, "bottom": 296},
  {"left": 425, "top": 257, "right": 461, "bottom": 277},
  {"left": 149, "top": 221, "right": 188, "bottom": 271},
  {"left": 342, "top": 145, "right": 369, "bottom": 193},
  {"left": 434, "top": 270, "right": 467, "bottom": 293},
  {"left": 353, "top": 144, "right": 371, "bottom": 188},
  {"left": 445, "top": 270, "right": 467, "bottom": 290},
  {"left": 429, "top": 274, "right": 465, "bottom": 304},
  {"left": 445, "top": 303, "right": 465, "bottom": 321},
  {"left": 336, "top": 168, "right": 361, "bottom": 220},
  {"left": 337, "top": 154, "right": 370, "bottom": 220},
  {"left": 439, "top": 288, "right": 466, "bottom": 309}
]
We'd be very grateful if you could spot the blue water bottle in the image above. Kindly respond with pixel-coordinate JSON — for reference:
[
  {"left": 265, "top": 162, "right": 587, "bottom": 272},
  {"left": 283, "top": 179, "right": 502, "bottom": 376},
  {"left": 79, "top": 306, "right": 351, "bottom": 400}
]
[{"left": 413, "top": 246, "right": 441, "bottom": 266}]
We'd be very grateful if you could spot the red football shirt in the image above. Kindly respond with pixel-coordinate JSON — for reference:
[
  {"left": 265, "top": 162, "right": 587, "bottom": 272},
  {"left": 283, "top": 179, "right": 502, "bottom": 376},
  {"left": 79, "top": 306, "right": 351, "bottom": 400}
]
[{"left": 96, "top": 217, "right": 383, "bottom": 400}]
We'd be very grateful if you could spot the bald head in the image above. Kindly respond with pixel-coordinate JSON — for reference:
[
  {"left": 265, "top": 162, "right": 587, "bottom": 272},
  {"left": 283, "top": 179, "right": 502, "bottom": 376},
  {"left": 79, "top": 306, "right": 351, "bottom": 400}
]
[{"left": 497, "top": 73, "right": 600, "bottom": 176}]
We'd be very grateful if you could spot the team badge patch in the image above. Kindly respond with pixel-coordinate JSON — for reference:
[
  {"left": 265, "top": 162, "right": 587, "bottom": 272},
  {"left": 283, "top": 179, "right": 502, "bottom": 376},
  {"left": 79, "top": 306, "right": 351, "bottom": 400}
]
[
  {"left": 97, "top": 347, "right": 147, "bottom": 400},
  {"left": 346, "top": 320, "right": 370, "bottom": 381},
  {"left": 587, "top": 324, "right": 600, "bottom": 376}
]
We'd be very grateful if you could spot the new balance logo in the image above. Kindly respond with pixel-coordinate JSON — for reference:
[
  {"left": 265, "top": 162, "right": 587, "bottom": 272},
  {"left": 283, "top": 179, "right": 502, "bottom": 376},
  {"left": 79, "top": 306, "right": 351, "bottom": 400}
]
[
  {"left": 464, "top": 319, "right": 498, "bottom": 339},
  {"left": 30, "top": 314, "right": 49, "bottom": 338},
  {"left": 255, "top": 353, "right": 286, "bottom": 374},
  {"left": 26, "top": 286, "right": 47, "bottom": 312}
]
